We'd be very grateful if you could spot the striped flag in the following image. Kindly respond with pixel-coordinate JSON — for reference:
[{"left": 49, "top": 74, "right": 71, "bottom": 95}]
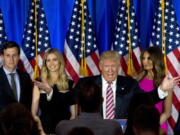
[
  {"left": 0, "top": 9, "right": 7, "bottom": 66},
  {"left": 112, "top": 0, "right": 141, "bottom": 76},
  {"left": 63, "top": 0, "right": 100, "bottom": 83},
  {"left": 21, "top": 0, "right": 51, "bottom": 78},
  {"left": 151, "top": 0, "right": 180, "bottom": 134}
]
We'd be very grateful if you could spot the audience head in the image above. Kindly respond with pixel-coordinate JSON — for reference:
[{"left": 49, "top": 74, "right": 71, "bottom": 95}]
[
  {"left": 41, "top": 48, "right": 69, "bottom": 90},
  {"left": 67, "top": 127, "right": 94, "bottom": 135},
  {"left": 77, "top": 80, "right": 103, "bottom": 112},
  {"left": 99, "top": 50, "right": 120, "bottom": 82},
  {"left": 137, "top": 46, "right": 165, "bottom": 87},
  {"left": 0, "top": 103, "right": 41, "bottom": 135},
  {"left": 132, "top": 105, "right": 160, "bottom": 135},
  {"left": 125, "top": 93, "right": 154, "bottom": 135},
  {"left": 2, "top": 41, "right": 20, "bottom": 72},
  {"left": 127, "top": 93, "right": 154, "bottom": 117}
]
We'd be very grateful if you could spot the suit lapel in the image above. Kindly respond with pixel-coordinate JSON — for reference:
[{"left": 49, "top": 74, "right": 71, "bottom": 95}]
[
  {"left": 93, "top": 76, "right": 104, "bottom": 117},
  {"left": 0, "top": 68, "right": 16, "bottom": 100},
  {"left": 116, "top": 76, "right": 122, "bottom": 94},
  {"left": 116, "top": 76, "right": 128, "bottom": 94},
  {"left": 115, "top": 76, "right": 125, "bottom": 118}
]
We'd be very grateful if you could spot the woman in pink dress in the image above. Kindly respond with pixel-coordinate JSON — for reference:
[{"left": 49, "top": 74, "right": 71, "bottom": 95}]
[{"left": 136, "top": 46, "right": 172, "bottom": 135}]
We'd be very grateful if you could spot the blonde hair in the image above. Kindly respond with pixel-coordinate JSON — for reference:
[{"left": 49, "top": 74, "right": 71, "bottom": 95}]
[
  {"left": 136, "top": 46, "right": 165, "bottom": 87},
  {"left": 41, "top": 48, "right": 69, "bottom": 91},
  {"left": 99, "top": 50, "right": 120, "bottom": 66}
]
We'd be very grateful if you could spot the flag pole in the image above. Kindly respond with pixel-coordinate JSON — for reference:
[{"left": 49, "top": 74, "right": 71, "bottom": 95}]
[
  {"left": 80, "top": 0, "right": 88, "bottom": 76},
  {"left": 126, "top": 0, "right": 135, "bottom": 76},
  {"left": 161, "top": 0, "right": 168, "bottom": 73},
  {"left": 33, "top": 0, "right": 40, "bottom": 79}
]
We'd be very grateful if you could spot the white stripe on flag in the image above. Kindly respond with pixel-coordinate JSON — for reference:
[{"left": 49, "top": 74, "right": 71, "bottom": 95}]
[
  {"left": 38, "top": 55, "right": 43, "bottom": 69},
  {"left": 168, "top": 122, "right": 174, "bottom": 135},
  {"left": 64, "top": 40, "right": 80, "bottom": 75},
  {"left": 174, "top": 85, "right": 180, "bottom": 102},
  {"left": 20, "top": 49, "right": 34, "bottom": 78},
  {"left": 171, "top": 104, "right": 179, "bottom": 123},
  {"left": 65, "top": 69, "right": 73, "bottom": 80},
  {"left": 167, "top": 50, "right": 180, "bottom": 75},
  {"left": 134, "top": 47, "right": 141, "bottom": 65},
  {"left": 87, "top": 50, "right": 100, "bottom": 75}
]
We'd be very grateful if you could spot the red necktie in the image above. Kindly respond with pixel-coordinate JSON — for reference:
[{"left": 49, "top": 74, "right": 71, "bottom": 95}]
[{"left": 106, "top": 82, "right": 115, "bottom": 119}]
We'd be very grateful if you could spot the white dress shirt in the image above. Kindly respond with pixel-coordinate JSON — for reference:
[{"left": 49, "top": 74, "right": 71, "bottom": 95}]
[{"left": 102, "top": 76, "right": 117, "bottom": 119}]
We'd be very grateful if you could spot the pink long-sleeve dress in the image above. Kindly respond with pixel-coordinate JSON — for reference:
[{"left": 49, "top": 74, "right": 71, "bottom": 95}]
[{"left": 139, "top": 77, "right": 168, "bottom": 134}]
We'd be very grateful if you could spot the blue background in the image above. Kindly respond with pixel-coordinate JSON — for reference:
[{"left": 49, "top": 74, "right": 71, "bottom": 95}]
[{"left": 0, "top": 0, "right": 179, "bottom": 54}]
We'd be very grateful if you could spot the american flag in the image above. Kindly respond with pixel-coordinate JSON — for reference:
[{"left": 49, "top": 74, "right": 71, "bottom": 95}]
[
  {"left": 21, "top": 0, "right": 51, "bottom": 78},
  {"left": 0, "top": 9, "right": 7, "bottom": 66},
  {"left": 151, "top": 0, "right": 180, "bottom": 134},
  {"left": 63, "top": 0, "right": 100, "bottom": 83},
  {"left": 112, "top": 0, "right": 141, "bottom": 76}
]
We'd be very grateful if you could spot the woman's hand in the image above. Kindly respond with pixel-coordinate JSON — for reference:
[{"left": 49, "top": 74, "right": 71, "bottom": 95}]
[
  {"left": 33, "top": 80, "right": 52, "bottom": 94},
  {"left": 160, "top": 76, "right": 180, "bottom": 91}
]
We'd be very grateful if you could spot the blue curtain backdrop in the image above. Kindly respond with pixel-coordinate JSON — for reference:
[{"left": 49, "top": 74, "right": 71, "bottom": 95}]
[{"left": 0, "top": 0, "right": 180, "bottom": 53}]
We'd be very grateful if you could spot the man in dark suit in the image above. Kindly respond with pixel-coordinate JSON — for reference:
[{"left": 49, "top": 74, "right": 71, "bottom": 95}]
[
  {"left": 56, "top": 80, "right": 122, "bottom": 135},
  {"left": 0, "top": 41, "right": 32, "bottom": 110},
  {"left": 75, "top": 51, "right": 179, "bottom": 119}
]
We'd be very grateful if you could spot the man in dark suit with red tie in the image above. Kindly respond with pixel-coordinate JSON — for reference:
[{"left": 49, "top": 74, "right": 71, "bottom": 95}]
[
  {"left": 0, "top": 41, "right": 32, "bottom": 110},
  {"left": 56, "top": 80, "right": 122, "bottom": 135},
  {"left": 75, "top": 51, "right": 179, "bottom": 119}
]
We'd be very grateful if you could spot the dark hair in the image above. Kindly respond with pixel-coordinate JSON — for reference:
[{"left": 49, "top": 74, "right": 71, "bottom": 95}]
[
  {"left": 127, "top": 93, "right": 154, "bottom": 117},
  {"left": 136, "top": 46, "right": 165, "bottom": 87},
  {"left": 125, "top": 93, "right": 154, "bottom": 135},
  {"left": 132, "top": 105, "right": 160, "bottom": 135},
  {"left": 0, "top": 103, "right": 41, "bottom": 135},
  {"left": 68, "top": 127, "right": 94, "bottom": 135},
  {"left": 77, "top": 80, "right": 102, "bottom": 112},
  {"left": 2, "top": 41, "right": 20, "bottom": 55}
]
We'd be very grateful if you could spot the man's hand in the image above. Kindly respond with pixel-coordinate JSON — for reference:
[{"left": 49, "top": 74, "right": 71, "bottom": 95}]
[{"left": 160, "top": 75, "right": 180, "bottom": 91}]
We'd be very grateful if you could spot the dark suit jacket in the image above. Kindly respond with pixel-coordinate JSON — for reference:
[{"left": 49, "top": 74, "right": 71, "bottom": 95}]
[
  {"left": 75, "top": 75, "right": 161, "bottom": 119},
  {"left": 0, "top": 67, "right": 32, "bottom": 110},
  {"left": 56, "top": 112, "right": 122, "bottom": 135}
]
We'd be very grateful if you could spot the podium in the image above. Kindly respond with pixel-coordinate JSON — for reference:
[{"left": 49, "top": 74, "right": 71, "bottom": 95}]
[{"left": 115, "top": 119, "right": 127, "bottom": 133}]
